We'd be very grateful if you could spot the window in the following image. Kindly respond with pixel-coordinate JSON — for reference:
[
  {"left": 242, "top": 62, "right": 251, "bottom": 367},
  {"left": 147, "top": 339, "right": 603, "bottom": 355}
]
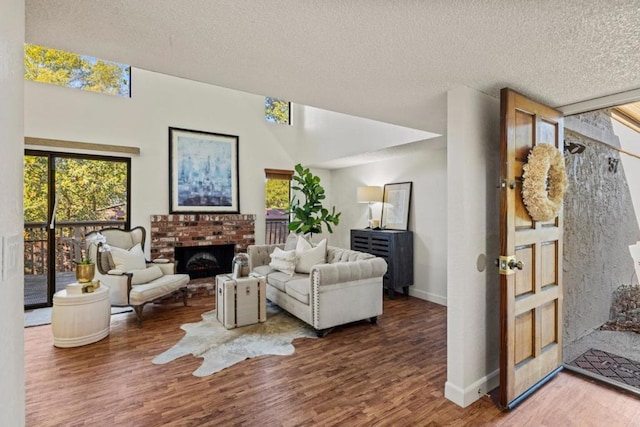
[
  {"left": 265, "top": 168, "right": 293, "bottom": 244},
  {"left": 265, "top": 97, "right": 291, "bottom": 125},
  {"left": 24, "top": 44, "right": 131, "bottom": 97}
]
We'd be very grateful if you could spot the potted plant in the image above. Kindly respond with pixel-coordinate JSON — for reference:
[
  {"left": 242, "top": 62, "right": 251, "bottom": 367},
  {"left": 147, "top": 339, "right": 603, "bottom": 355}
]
[
  {"left": 74, "top": 256, "right": 95, "bottom": 283},
  {"left": 288, "top": 163, "right": 341, "bottom": 236},
  {"left": 73, "top": 232, "right": 108, "bottom": 283}
]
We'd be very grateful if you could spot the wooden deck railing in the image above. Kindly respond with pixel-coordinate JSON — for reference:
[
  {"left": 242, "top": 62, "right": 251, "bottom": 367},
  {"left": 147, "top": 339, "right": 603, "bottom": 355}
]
[
  {"left": 24, "top": 220, "right": 126, "bottom": 275},
  {"left": 25, "top": 219, "right": 287, "bottom": 275},
  {"left": 265, "top": 218, "right": 289, "bottom": 245}
]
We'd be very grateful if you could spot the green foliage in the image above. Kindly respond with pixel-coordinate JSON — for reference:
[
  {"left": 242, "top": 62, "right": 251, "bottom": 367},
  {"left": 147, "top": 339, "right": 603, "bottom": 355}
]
[
  {"left": 23, "top": 155, "right": 48, "bottom": 222},
  {"left": 24, "top": 155, "right": 128, "bottom": 223},
  {"left": 76, "top": 256, "right": 94, "bottom": 265},
  {"left": 265, "top": 179, "right": 290, "bottom": 209},
  {"left": 24, "top": 44, "right": 130, "bottom": 96},
  {"left": 288, "top": 164, "right": 341, "bottom": 236},
  {"left": 265, "top": 97, "right": 290, "bottom": 124}
]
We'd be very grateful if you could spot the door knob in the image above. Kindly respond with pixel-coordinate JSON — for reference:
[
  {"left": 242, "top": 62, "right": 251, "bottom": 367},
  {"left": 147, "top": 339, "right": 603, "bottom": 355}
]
[{"left": 508, "top": 259, "right": 524, "bottom": 270}]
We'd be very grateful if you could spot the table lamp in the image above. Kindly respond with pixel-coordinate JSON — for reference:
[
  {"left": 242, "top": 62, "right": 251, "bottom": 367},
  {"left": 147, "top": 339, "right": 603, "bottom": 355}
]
[{"left": 357, "top": 186, "right": 383, "bottom": 229}]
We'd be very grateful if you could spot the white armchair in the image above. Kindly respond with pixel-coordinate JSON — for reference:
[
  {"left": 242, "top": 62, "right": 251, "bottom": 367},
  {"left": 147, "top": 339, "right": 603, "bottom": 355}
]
[{"left": 86, "top": 226, "right": 189, "bottom": 326}]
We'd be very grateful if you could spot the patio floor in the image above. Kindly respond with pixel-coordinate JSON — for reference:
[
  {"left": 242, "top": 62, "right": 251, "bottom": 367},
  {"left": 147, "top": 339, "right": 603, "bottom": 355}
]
[{"left": 24, "top": 271, "right": 77, "bottom": 306}]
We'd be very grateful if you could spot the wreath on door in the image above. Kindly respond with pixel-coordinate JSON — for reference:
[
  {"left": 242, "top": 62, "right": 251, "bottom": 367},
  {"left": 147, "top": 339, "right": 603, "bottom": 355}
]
[{"left": 521, "top": 144, "right": 568, "bottom": 222}]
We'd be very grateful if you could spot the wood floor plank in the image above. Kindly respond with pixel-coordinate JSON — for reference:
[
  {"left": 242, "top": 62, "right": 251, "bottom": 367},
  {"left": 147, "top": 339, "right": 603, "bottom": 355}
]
[{"left": 25, "top": 296, "right": 640, "bottom": 426}]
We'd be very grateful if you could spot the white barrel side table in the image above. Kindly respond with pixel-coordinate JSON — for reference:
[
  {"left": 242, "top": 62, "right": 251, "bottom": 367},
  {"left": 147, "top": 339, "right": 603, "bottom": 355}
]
[{"left": 52, "top": 285, "right": 111, "bottom": 348}]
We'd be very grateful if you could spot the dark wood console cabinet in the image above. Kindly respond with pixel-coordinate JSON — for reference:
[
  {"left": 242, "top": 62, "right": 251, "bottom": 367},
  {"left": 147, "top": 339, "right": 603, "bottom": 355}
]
[{"left": 350, "top": 229, "right": 413, "bottom": 298}]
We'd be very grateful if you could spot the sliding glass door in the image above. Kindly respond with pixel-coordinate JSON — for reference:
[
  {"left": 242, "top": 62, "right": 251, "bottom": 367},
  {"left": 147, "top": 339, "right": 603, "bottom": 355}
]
[{"left": 24, "top": 151, "right": 130, "bottom": 309}]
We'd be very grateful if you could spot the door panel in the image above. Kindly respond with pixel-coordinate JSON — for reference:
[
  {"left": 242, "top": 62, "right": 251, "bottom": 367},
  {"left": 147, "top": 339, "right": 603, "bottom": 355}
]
[
  {"left": 23, "top": 153, "right": 51, "bottom": 307},
  {"left": 24, "top": 151, "right": 130, "bottom": 309},
  {"left": 499, "top": 88, "right": 564, "bottom": 408}
]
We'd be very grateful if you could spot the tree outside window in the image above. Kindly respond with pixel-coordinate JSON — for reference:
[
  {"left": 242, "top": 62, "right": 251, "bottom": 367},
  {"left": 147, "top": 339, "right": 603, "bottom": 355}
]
[
  {"left": 265, "top": 97, "right": 291, "bottom": 125},
  {"left": 24, "top": 44, "right": 131, "bottom": 97}
]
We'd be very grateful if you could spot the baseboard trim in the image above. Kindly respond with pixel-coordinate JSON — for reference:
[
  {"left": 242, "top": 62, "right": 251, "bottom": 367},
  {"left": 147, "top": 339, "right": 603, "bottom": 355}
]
[
  {"left": 409, "top": 288, "right": 447, "bottom": 306},
  {"left": 444, "top": 369, "right": 499, "bottom": 407}
]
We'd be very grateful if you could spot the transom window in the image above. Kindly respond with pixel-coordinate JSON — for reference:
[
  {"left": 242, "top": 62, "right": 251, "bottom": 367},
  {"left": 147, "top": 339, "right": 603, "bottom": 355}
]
[
  {"left": 265, "top": 97, "right": 291, "bottom": 125},
  {"left": 24, "top": 44, "right": 131, "bottom": 97}
]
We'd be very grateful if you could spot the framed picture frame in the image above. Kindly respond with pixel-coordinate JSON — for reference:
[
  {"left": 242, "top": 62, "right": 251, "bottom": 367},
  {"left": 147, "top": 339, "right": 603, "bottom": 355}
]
[
  {"left": 381, "top": 182, "right": 412, "bottom": 230},
  {"left": 169, "top": 127, "right": 239, "bottom": 213}
]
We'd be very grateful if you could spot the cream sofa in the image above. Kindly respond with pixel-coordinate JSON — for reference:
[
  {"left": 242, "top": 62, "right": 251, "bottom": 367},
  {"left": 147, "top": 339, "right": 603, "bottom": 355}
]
[{"left": 247, "top": 240, "right": 387, "bottom": 336}]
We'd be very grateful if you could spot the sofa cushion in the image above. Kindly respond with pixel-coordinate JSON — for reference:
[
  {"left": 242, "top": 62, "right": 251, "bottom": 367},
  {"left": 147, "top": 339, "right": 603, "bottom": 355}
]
[
  {"left": 110, "top": 243, "right": 147, "bottom": 271},
  {"left": 269, "top": 247, "right": 297, "bottom": 275},
  {"left": 130, "top": 265, "right": 164, "bottom": 285},
  {"left": 253, "top": 265, "right": 276, "bottom": 277},
  {"left": 285, "top": 277, "right": 310, "bottom": 305},
  {"left": 267, "top": 271, "right": 307, "bottom": 293},
  {"left": 295, "top": 238, "right": 327, "bottom": 274}
]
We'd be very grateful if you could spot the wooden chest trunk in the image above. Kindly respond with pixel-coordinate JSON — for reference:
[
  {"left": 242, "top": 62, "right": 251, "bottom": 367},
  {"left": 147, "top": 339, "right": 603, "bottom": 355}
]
[{"left": 216, "top": 274, "right": 266, "bottom": 329}]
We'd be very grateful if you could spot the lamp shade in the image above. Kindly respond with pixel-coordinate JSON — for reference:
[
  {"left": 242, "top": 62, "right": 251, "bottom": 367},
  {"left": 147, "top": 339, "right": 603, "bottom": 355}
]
[{"left": 357, "top": 186, "right": 383, "bottom": 203}]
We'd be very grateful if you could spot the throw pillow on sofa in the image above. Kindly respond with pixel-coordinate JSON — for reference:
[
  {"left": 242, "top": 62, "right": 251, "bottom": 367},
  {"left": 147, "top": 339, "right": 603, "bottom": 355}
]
[
  {"left": 283, "top": 231, "right": 311, "bottom": 251},
  {"left": 269, "top": 247, "right": 297, "bottom": 275},
  {"left": 295, "top": 237, "right": 327, "bottom": 274}
]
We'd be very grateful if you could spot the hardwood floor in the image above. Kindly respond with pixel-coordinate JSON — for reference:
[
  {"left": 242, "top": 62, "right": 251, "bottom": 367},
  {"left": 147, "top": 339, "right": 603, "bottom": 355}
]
[{"left": 25, "top": 296, "right": 640, "bottom": 426}]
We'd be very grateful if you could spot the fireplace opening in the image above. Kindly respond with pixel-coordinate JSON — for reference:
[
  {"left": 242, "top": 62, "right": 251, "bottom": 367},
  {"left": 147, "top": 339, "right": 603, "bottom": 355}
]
[{"left": 174, "top": 244, "right": 235, "bottom": 279}]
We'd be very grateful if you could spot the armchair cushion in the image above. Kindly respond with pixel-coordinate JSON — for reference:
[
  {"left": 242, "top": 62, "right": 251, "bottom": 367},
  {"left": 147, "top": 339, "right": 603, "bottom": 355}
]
[
  {"left": 131, "top": 265, "right": 164, "bottom": 285},
  {"left": 154, "top": 262, "right": 177, "bottom": 276},
  {"left": 110, "top": 243, "right": 146, "bottom": 271},
  {"left": 129, "top": 274, "right": 190, "bottom": 306}
]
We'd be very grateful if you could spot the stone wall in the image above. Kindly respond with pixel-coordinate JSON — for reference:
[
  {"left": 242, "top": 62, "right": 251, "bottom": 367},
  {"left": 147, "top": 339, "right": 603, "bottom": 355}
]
[
  {"left": 563, "top": 110, "right": 640, "bottom": 345},
  {"left": 602, "top": 284, "right": 640, "bottom": 332}
]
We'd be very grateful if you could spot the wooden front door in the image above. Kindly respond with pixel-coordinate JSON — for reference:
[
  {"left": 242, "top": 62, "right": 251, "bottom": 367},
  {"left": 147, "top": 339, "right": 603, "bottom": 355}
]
[{"left": 499, "top": 88, "right": 564, "bottom": 409}]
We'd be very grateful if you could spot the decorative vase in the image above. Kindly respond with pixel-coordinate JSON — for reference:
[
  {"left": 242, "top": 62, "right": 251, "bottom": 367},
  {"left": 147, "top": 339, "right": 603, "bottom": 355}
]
[{"left": 75, "top": 264, "right": 95, "bottom": 283}]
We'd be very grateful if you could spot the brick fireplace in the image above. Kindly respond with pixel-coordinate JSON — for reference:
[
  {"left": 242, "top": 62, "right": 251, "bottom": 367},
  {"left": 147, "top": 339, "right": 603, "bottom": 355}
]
[{"left": 150, "top": 214, "right": 255, "bottom": 296}]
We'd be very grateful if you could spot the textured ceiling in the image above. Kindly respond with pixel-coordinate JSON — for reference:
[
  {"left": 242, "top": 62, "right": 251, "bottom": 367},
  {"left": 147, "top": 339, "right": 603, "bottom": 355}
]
[{"left": 25, "top": 0, "right": 640, "bottom": 134}]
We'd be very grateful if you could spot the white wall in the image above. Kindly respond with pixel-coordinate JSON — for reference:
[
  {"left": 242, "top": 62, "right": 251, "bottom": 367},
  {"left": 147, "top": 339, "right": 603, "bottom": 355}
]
[
  {"left": 445, "top": 87, "right": 501, "bottom": 407},
  {"left": 25, "top": 68, "right": 298, "bottom": 247},
  {"left": 25, "top": 68, "right": 434, "bottom": 251},
  {"left": 330, "top": 138, "right": 448, "bottom": 304},
  {"left": 295, "top": 104, "right": 438, "bottom": 167},
  {"left": 0, "top": 0, "right": 26, "bottom": 424}
]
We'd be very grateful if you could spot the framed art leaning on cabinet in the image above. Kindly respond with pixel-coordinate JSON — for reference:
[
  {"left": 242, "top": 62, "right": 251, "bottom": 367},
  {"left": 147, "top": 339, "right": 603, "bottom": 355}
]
[{"left": 381, "top": 181, "right": 412, "bottom": 230}]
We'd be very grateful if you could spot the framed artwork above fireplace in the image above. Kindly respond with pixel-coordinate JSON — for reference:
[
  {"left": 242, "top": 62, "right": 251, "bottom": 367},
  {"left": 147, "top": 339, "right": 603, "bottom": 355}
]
[{"left": 169, "top": 127, "right": 239, "bottom": 213}]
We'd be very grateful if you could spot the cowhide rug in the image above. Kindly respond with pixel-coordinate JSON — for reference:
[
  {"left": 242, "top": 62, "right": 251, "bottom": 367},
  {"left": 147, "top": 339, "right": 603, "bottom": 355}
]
[{"left": 152, "top": 303, "right": 316, "bottom": 377}]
